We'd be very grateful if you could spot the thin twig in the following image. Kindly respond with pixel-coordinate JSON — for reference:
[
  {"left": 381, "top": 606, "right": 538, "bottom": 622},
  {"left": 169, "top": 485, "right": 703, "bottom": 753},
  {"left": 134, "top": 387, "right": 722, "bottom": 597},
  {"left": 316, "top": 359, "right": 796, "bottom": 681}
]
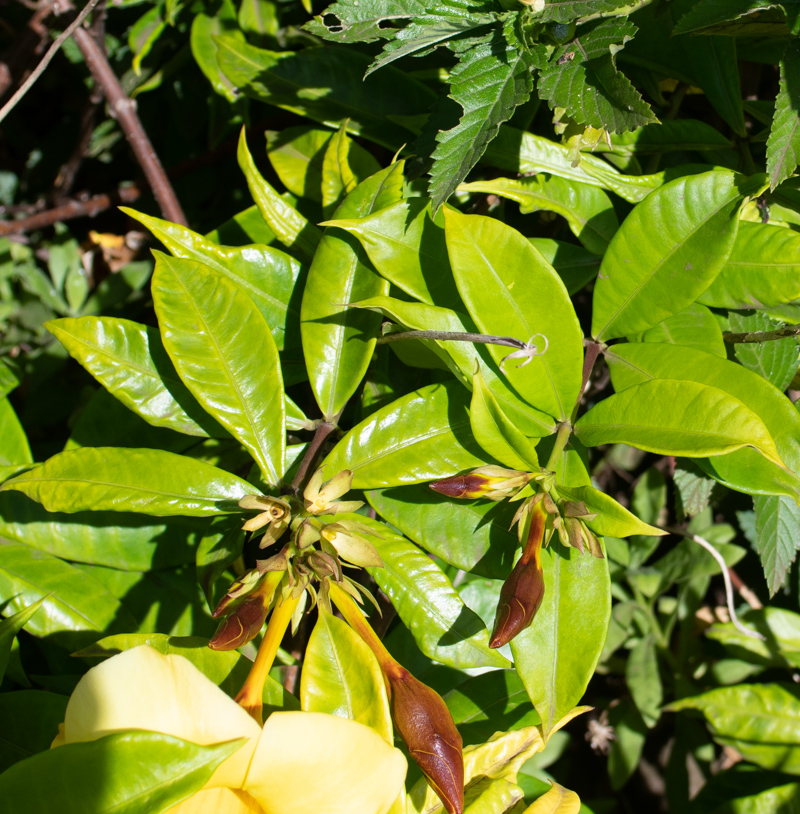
[
  {"left": 728, "top": 567, "right": 763, "bottom": 610},
  {"left": 71, "top": 25, "right": 187, "bottom": 225},
  {"left": 0, "top": 185, "right": 141, "bottom": 235},
  {"left": 664, "top": 526, "right": 766, "bottom": 641},
  {"left": 0, "top": 0, "right": 103, "bottom": 125},
  {"left": 723, "top": 323, "right": 800, "bottom": 344},
  {"left": 290, "top": 422, "right": 337, "bottom": 495}
]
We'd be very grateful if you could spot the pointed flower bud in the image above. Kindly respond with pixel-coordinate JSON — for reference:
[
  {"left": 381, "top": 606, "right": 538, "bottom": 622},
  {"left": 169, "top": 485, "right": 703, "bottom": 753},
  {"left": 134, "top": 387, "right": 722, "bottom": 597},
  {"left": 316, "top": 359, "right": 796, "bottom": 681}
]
[
  {"left": 430, "top": 466, "right": 532, "bottom": 501},
  {"left": 211, "top": 568, "right": 262, "bottom": 619},
  {"left": 321, "top": 521, "right": 384, "bottom": 568},
  {"left": 385, "top": 662, "right": 464, "bottom": 814},
  {"left": 490, "top": 497, "right": 547, "bottom": 648},
  {"left": 209, "top": 572, "right": 281, "bottom": 651}
]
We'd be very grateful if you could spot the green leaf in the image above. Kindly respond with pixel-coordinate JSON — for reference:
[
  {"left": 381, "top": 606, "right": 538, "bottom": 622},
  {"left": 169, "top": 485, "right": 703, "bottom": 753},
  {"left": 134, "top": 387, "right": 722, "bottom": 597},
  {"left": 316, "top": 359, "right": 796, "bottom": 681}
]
[
  {"left": 629, "top": 303, "right": 726, "bottom": 358},
  {"left": 768, "top": 40, "right": 800, "bottom": 189},
  {"left": 0, "top": 490, "right": 200, "bottom": 570},
  {"left": 301, "top": 165, "right": 402, "bottom": 420},
  {"left": 753, "top": 494, "right": 800, "bottom": 596},
  {"left": 0, "top": 691, "right": 68, "bottom": 773},
  {"left": 367, "top": 485, "right": 518, "bottom": 579},
  {"left": 673, "top": 0, "right": 784, "bottom": 34},
  {"left": 674, "top": 459, "right": 718, "bottom": 519},
  {"left": 324, "top": 198, "right": 461, "bottom": 308},
  {"left": 122, "top": 209, "right": 303, "bottom": 352},
  {"left": 730, "top": 311, "right": 799, "bottom": 392},
  {"left": 538, "top": 0, "right": 636, "bottom": 23},
  {"left": 669, "top": 683, "right": 800, "bottom": 773},
  {"left": 351, "top": 295, "right": 556, "bottom": 437},
  {"left": 470, "top": 366, "right": 539, "bottom": 471},
  {"left": 304, "top": 0, "right": 427, "bottom": 43},
  {"left": 238, "top": 0, "right": 278, "bottom": 39},
  {"left": 575, "top": 379, "right": 784, "bottom": 466},
  {"left": 0, "top": 596, "right": 45, "bottom": 682},
  {"left": 196, "top": 515, "right": 244, "bottom": 606},
  {"left": 626, "top": 634, "right": 662, "bottom": 727},
  {"left": 604, "top": 117, "right": 732, "bottom": 155},
  {"left": 217, "top": 38, "right": 435, "bottom": 150},
  {"left": 237, "top": 130, "right": 323, "bottom": 263},
  {"left": 152, "top": 253, "right": 285, "bottom": 486},
  {"left": 428, "top": 22, "right": 543, "bottom": 211},
  {"left": 0, "top": 398, "right": 31, "bottom": 467},
  {"left": 699, "top": 222, "right": 800, "bottom": 310},
  {"left": 0, "top": 544, "right": 136, "bottom": 649},
  {"left": 266, "top": 126, "right": 332, "bottom": 203},
  {"left": 607, "top": 702, "right": 647, "bottom": 790},
  {"left": 1, "top": 447, "right": 256, "bottom": 516},
  {"left": 0, "top": 360, "right": 19, "bottom": 398},
  {"left": 444, "top": 209, "right": 584, "bottom": 422},
  {"left": 444, "top": 669, "right": 539, "bottom": 747},
  {"left": 190, "top": 0, "right": 244, "bottom": 102},
  {"left": 0, "top": 731, "right": 243, "bottom": 814},
  {"left": 353, "top": 514, "right": 510, "bottom": 669},
  {"left": 511, "top": 541, "right": 610, "bottom": 737},
  {"left": 653, "top": 533, "right": 745, "bottom": 587},
  {"left": 300, "top": 612, "right": 393, "bottom": 742},
  {"left": 592, "top": 170, "right": 763, "bottom": 340},
  {"left": 538, "top": 19, "right": 657, "bottom": 133},
  {"left": 321, "top": 123, "right": 381, "bottom": 218},
  {"left": 47, "top": 317, "right": 225, "bottom": 438},
  {"left": 322, "top": 381, "right": 490, "bottom": 489},
  {"left": 706, "top": 606, "right": 800, "bottom": 669},
  {"left": 530, "top": 239, "right": 600, "bottom": 295},
  {"left": 73, "top": 633, "right": 296, "bottom": 708},
  {"left": 604, "top": 343, "right": 800, "bottom": 472},
  {"left": 460, "top": 174, "right": 619, "bottom": 255},
  {"left": 557, "top": 484, "right": 666, "bottom": 538}
]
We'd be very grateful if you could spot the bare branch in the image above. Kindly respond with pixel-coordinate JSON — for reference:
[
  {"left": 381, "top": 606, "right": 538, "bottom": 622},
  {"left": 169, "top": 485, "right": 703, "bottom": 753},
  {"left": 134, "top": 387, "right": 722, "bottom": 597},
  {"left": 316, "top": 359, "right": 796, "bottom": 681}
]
[{"left": 724, "top": 323, "right": 800, "bottom": 344}]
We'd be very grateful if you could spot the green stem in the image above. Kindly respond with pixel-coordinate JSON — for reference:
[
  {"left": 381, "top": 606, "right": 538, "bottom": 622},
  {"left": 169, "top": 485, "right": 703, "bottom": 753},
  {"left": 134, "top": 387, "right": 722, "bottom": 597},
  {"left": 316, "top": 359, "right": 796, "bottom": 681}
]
[{"left": 545, "top": 422, "right": 572, "bottom": 472}]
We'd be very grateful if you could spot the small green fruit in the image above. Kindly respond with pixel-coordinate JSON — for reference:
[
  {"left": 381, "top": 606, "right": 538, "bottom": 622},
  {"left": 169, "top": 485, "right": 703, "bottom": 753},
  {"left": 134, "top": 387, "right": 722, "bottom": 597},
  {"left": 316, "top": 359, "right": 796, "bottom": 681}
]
[{"left": 547, "top": 21, "right": 576, "bottom": 44}]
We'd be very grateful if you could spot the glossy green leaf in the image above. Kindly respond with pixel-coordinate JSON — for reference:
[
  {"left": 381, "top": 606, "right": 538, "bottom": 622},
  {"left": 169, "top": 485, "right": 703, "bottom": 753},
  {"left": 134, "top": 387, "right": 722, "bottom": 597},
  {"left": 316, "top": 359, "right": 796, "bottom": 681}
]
[
  {"left": 300, "top": 612, "right": 392, "bottom": 741},
  {"left": 73, "top": 633, "right": 296, "bottom": 707},
  {"left": 352, "top": 295, "right": 555, "bottom": 437},
  {"left": 754, "top": 494, "right": 800, "bottom": 596},
  {"left": 238, "top": 0, "right": 278, "bottom": 39},
  {"left": 0, "top": 731, "right": 243, "bottom": 814},
  {"left": 670, "top": 683, "right": 800, "bottom": 773},
  {"left": 630, "top": 303, "right": 726, "bottom": 359},
  {"left": 591, "top": 171, "right": 763, "bottom": 341},
  {"left": 324, "top": 197, "right": 461, "bottom": 308},
  {"left": 0, "top": 360, "right": 19, "bottom": 398},
  {"left": 152, "top": 252, "right": 284, "bottom": 486},
  {"left": 462, "top": 777, "right": 525, "bottom": 813},
  {"left": 698, "top": 222, "right": 800, "bottom": 310},
  {"left": 190, "top": 0, "right": 244, "bottom": 102},
  {"left": 217, "top": 38, "right": 435, "bottom": 150},
  {"left": 367, "top": 485, "right": 518, "bottom": 579},
  {"left": 730, "top": 311, "right": 799, "bottom": 392},
  {"left": 47, "top": 317, "right": 225, "bottom": 438},
  {"left": 556, "top": 484, "right": 666, "bottom": 539},
  {"left": 123, "top": 209, "right": 303, "bottom": 352},
  {"left": 322, "top": 382, "right": 490, "bottom": 489},
  {"left": 0, "top": 544, "right": 135, "bottom": 648},
  {"left": 626, "top": 634, "right": 662, "bottom": 727},
  {"left": 511, "top": 542, "right": 610, "bottom": 737},
  {"left": 0, "top": 596, "right": 45, "bottom": 682},
  {"left": 267, "top": 126, "right": 333, "bottom": 202},
  {"left": 0, "top": 397, "right": 31, "bottom": 466},
  {"left": 470, "top": 366, "right": 539, "bottom": 471},
  {"left": 0, "top": 490, "right": 200, "bottom": 570},
  {"left": 301, "top": 164, "right": 402, "bottom": 420},
  {"left": 444, "top": 669, "right": 539, "bottom": 747},
  {"left": 605, "top": 118, "right": 732, "bottom": 156},
  {"left": 575, "top": 379, "right": 784, "bottom": 466},
  {"left": 706, "top": 607, "right": 800, "bottom": 669},
  {"left": 444, "top": 209, "right": 584, "bottom": 422},
  {"left": 0, "top": 691, "right": 68, "bottom": 773},
  {"left": 1, "top": 447, "right": 256, "bottom": 516},
  {"left": 238, "top": 130, "right": 323, "bottom": 263},
  {"left": 351, "top": 514, "right": 509, "bottom": 670},
  {"left": 196, "top": 514, "right": 244, "bottom": 606},
  {"left": 530, "top": 239, "right": 600, "bottom": 296},
  {"left": 321, "top": 123, "right": 381, "bottom": 217},
  {"left": 459, "top": 174, "right": 619, "bottom": 255},
  {"left": 767, "top": 39, "right": 800, "bottom": 189}
]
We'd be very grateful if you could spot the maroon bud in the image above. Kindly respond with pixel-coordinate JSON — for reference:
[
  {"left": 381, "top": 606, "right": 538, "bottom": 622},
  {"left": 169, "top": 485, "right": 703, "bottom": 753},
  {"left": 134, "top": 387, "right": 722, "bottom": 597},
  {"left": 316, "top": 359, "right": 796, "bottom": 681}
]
[
  {"left": 385, "top": 664, "right": 464, "bottom": 814},
  {"left": 208, "top": 594, "right": 269, "bottom": 650},
  {"left": 430, "top": 466, "right": 531, "bottom": 501},
  {"left": 489, "top": 497, "right": 547, "bottom": 648}
]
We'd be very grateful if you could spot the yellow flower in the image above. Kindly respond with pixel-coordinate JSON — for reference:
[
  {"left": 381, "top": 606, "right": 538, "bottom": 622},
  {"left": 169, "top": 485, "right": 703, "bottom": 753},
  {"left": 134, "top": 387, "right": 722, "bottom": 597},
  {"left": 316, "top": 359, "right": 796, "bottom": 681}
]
[{"left": 53, "top": 645, "right": 407, "bottom": 814}]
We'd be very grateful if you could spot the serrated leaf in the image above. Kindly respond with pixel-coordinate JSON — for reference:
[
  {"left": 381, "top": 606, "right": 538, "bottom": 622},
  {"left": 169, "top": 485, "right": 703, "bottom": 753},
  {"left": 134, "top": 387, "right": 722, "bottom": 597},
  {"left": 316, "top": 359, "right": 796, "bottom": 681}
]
[
  {"left": 429, "top": 25, "right": 542, "bottom": 211},
  {"left": 674, "top": 459, "right": 718, "bottom": 518},
  {"left": 305, "top": 0, "right": 429, "bottom": 44},
  {"left": 538, "top": 19, "right": 657, "bottom": 134},
  {"left": 730, "top": 311, "right": 799, "bottom": 392},
  {"left": 754, "top": 494, "right": 800, "bottom": 596},
  {"left": 768, "top": 40, "right": 800, "bottom": 190},
  {"left": 539, "top": 0, "right": 636, "bottom": 23}
]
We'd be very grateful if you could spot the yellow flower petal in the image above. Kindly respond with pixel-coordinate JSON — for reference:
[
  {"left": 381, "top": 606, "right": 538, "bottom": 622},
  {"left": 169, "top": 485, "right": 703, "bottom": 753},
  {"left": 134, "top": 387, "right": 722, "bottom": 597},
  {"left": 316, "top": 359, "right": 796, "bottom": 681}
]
[
  {"left": 63, "top": 646, "right": 260, "bottom": 789},
  {"left": 168, "top": 788, "right": 264, "bottom": 814},
  {"left": 244, "top": 711, "right": 407, "bottom": 814}
]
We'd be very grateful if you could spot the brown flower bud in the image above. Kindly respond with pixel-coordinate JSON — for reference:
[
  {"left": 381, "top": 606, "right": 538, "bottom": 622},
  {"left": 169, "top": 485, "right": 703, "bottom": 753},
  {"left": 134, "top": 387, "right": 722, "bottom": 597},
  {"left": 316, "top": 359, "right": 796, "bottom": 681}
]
[
  {"left": 430, "top": 466, "right": 531, "bottom": 501},
  {"left": 208, "top": 593, "right": 269, "bottom": 650},
  {"left": 385, "top": 663, "right": 464, "bottom": 814},
  {"left": 490, "top": 497, "right": 547, "bottom": 649}
]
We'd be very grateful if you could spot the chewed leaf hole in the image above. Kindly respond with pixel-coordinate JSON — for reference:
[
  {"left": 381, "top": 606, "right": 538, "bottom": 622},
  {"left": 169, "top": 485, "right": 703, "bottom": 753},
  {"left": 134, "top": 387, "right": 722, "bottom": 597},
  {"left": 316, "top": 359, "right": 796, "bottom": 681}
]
[{"left": 322, "top": 13, "right": 344, "bottom": 31}]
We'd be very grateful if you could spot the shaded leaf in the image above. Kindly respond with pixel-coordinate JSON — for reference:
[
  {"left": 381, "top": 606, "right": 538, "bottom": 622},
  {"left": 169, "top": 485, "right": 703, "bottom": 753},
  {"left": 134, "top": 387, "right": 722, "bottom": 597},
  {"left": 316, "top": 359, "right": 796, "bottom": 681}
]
[{"left": 767, "top": 39, "right": 800, "bottom": 189}]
